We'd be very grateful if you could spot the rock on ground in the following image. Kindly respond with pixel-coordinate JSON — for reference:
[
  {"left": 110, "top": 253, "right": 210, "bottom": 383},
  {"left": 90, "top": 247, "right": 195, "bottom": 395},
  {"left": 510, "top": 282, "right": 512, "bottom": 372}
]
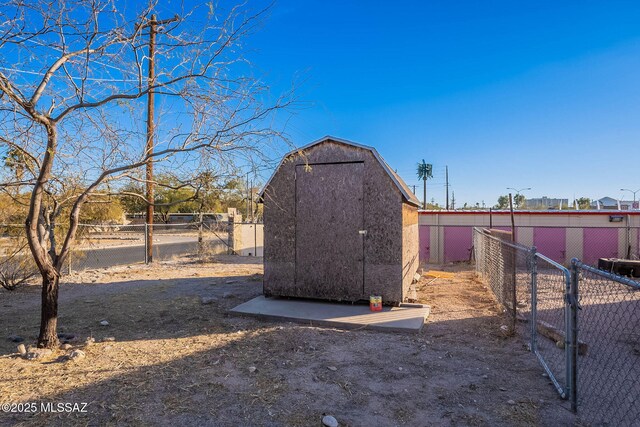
[
  {"left": 200, "top": 296, "right": 218, "bottom": 305},
  {"left": 68, "top": 350, "right": 86, "bottom": 361},
  {"left": 25, "top": 348, "right": 52, "bottom": 360},
  {"left": 322, "top": 415, "right": 339, "bottom": 427}
]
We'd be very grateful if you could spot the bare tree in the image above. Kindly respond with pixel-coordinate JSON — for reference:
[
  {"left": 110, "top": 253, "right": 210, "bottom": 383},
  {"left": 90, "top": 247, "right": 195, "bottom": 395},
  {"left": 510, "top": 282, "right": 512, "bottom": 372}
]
[{"left": 0, "top": 0, "right": 291, "bottom": 348}]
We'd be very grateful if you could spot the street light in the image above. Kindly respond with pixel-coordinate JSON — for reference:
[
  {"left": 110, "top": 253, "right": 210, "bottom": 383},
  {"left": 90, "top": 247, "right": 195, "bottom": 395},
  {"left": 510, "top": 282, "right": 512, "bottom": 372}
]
[
  {"left": 506, "top": 187, "right": 531, "bottom": 209},
  {"left": 506, "top": 187, "right": 532, "bottom": 196},
  {"left": 620, "top": 188, "right": 640, "bottom": 209}
]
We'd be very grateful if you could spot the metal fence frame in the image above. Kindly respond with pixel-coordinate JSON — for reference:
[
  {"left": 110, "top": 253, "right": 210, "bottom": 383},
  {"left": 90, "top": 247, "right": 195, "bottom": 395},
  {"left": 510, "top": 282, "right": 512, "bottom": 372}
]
[
  {"left": 474, "top": 227, "right": 640, "bottom": 424},
  {"left": 425, "top": 223, "right": 640, "bottom": 265},
  {"left": 473, "top": 227, "right": 534, "bottom": 330},
  {"left": 1, "top": 221, "right": 233, "bottom": 275},
  {"left": 530, "top": 252, "right": 572, "bottom": 400},
  {"left": 570, "top": 259, "right": 640, "bottom": 423}
]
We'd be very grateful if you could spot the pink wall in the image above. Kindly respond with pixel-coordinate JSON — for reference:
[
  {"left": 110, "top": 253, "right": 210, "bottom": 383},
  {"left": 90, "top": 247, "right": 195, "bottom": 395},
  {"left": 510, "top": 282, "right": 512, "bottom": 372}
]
[
  {"left": 444, "top": 226, "right": 473, "bottom": 262},
  {"left": 534, "top": 227, "right": 566, "bottom": 264},
  {"left": 583, "top": 228, "right": 618, "bottom": 265},
  {"left": 419, "top": 225, "right": 430, "bottom": 262}
]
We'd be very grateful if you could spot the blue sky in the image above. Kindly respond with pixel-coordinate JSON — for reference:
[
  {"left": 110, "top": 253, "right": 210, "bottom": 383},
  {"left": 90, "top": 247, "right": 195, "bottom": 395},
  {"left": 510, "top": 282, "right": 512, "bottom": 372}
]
[{"left": 245, "top": 0, "right": 640, "bottom": 207}]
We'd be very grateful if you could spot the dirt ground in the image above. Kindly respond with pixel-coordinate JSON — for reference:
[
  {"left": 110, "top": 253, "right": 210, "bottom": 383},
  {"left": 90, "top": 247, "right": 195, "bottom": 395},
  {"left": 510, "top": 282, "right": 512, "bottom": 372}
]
[{"left": 0, "top": 256, "right": 577, "bottom": 426}]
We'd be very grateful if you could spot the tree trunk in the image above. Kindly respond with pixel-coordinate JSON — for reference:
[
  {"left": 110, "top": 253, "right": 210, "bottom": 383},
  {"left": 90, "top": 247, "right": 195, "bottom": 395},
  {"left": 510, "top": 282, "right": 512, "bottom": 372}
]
[
  {"left": 37, "top": 270, "right": 60, "bottom": 348},
  {"left": 423, "top": 177, "right": 427, "bottom": 210}
]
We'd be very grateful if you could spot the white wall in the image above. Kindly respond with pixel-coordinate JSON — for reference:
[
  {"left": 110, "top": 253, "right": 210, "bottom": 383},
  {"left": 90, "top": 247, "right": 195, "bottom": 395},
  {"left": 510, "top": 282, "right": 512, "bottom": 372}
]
[{"left": 233, "top": 223, "right": 264, "bottom": 256}]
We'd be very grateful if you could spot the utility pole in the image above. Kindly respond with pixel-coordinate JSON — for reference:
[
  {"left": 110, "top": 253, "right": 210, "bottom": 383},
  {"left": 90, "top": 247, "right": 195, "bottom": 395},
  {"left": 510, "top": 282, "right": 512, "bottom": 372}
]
[
  {"left": 246, "top": 171, "right": 250, "bottom": 221},
  {"left": 445, "top": 166, "right": 449, "bottom": 210},
  {"left": 412, "top": 185, "right": 416, "bottom": 194},
  {"left": 250, "top": 178, "right": 254, "bottom": 222},
  {"left": 423, "top": 177, "right": 427, "bottom": 209},
  {"left": 142, "top": 14, "right": 178, "bottom": 263},
  {"left": 451, "top": 191, "right": 455, "bottom": 210}
]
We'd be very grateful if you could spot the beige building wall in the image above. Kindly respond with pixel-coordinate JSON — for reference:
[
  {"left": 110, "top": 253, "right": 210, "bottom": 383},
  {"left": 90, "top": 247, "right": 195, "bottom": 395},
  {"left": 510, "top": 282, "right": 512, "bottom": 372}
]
[{"left": 419, "top": 211, "right": 640, "bottom": 264}]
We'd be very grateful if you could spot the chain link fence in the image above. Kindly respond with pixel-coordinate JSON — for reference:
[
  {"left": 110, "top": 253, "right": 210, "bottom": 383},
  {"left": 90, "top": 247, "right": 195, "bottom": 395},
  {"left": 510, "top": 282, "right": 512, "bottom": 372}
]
[
  {"left": 571, "top": 260, "right": 640, "bottom": 425},
  {"left": 423, "top": 224, "right": 640, "bottom": 267},
  {"left": 473, "top": 228, "right": 532, "bottom": 332},
  {"left": 1, "top": 221, "right": 231, "bottom": 279},
  {"left": 474, "top": 227, "right": 640, "bottom": 424},
  {"left": 0, "top": 224, "right": 37, "bottom": 291},
  {"left": 70, "top": 222, "right": 230, "bottom": 271},
  {"left": 530, "top": 253, "right": 571, "bottom": 399}
]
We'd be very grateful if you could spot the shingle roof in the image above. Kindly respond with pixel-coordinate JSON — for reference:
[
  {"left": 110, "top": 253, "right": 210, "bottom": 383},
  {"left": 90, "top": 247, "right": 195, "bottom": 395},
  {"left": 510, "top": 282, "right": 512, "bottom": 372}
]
[{"left": 259, "top": 136, "right": 421, "bottom": 207}]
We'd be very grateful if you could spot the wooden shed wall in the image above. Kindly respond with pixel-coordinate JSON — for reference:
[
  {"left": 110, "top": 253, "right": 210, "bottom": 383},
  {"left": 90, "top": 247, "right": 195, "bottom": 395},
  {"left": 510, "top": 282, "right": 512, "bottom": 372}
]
[
  {"left": 401, "top": 203, "right": 420, "bottom": 298},
  {"left": 262, "top": 140, "right": 406, "bottom": 303}
]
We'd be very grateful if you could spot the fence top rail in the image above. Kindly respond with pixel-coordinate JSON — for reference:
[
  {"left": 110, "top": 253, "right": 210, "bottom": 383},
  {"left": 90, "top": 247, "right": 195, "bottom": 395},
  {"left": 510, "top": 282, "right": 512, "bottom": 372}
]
[
  {"left": 571, "top": 258, "right": 640, "bottom": 289},
  {"left": 431, "top": 224, "right": 640, "bottom": 229},
  {"left": 77, "top": 222, "right": 199, "bottom": 228},
  {"left": 473, "top": 227, "right": 533, "bottom": 252},
  {"left": 535, "top": 252, "right": 571, "bottom": 280}
]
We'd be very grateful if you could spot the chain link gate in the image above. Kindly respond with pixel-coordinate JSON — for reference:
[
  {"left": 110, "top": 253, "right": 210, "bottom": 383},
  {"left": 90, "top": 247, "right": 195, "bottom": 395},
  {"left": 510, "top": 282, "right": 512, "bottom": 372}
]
[
  {"left": 530, "top": 252, "right": 572, "bottom": 400},
  {"left": 475, "top": 227, "right": 640, "bottom": 424},
  {"left": 570, "top": 259, "right": 640, "bottom": 425},
  {"left": 473, "top": 228, "right": 573, "bottom": 402}
]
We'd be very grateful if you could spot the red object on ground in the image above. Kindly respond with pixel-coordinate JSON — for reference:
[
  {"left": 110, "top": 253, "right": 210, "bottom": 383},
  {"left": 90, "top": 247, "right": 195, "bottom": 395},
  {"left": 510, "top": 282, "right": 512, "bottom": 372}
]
[{"left": 370, "top": 295, "right": 382, "bottom": 312}]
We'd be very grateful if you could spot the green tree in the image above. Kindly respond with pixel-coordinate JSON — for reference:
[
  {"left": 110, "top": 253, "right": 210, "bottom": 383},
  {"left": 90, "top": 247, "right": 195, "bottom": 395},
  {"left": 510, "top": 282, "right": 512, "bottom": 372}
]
[
  {"left": 514, "top": 194, "right": 525, "bottom": 209},
  {"left": 2, "top": 146, "right": 36, "bottom": 183},
  {"left": 576, "top": 197, "right": 591, "bottom": 210},
  {"left": 119, "top": 173, "right": 248, "bottom": 220},
  {"left": 496, "top": 195, "right": 509, "bottom": 209},
  {"left": 416, "top": 160, "right": 433, "bottom": 210},
  {"left": 79, "top": 200, "right": 125, "bottom": 224},
  {"left": 119, "top": 182, "right": 147, "bottom": 214}
]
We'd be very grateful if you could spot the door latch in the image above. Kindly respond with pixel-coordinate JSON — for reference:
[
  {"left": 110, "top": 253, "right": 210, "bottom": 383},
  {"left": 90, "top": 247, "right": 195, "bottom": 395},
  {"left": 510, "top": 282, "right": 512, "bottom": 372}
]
[{"left": 358, "top": 230, "right": 367, "bottom": 235}]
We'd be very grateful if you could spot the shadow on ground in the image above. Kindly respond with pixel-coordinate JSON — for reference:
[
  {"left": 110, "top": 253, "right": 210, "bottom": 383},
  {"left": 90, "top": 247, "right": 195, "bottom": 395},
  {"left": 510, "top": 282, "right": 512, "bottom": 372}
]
[{"left": 0, "top": 259, "right": 578, "bottom": 426}]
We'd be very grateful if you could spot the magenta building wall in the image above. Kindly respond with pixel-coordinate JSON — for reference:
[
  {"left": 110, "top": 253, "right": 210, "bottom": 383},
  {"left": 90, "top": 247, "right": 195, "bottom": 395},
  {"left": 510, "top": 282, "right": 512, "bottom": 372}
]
[
  {"left": 583, "top": 228, "right": 618, "bottom": 265},
  {"left": 419, "top": 225, "right": 430, "bottom": 262},
  {"left": 418, "top": 211, "right": 640, "bottom": 265},
  {"left": 444, "top": 226, "right": 473, "bottom": 262},
  {"left": 533, "top": 227, "right": 567, "bottom": 264}
]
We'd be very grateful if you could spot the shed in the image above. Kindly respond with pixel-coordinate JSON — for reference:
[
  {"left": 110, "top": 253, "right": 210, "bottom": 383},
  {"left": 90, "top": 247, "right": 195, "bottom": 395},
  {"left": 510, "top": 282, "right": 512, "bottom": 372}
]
[{"left": 259, "top": 136, "right": 420, "bottom": 305}]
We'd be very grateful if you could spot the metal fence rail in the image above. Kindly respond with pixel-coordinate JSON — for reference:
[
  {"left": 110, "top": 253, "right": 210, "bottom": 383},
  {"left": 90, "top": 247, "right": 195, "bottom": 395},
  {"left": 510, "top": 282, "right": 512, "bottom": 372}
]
[
  {"left": 70, "top": 222, "right": 230, "bottom": 271},
  {"left": 424, "top": 224, "right": 640, "bottom": 265},
  {"left": 571, "top": 259, "right": 640, "bottom": 425},
  {"left": 1, "top": 222, "right": 231, "bottom": 275},
  {"left": 475, "top": 226, "right": 640, "bottom": 424},
  {"left": 530, "top": 253, "right": 571, "bottom": 399}
]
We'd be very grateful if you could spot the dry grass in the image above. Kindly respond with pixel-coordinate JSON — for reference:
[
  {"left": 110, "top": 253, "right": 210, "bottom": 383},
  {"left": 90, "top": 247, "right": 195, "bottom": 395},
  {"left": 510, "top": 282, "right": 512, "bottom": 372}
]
[{"left": 0, "top": 257, "right": 576, "bottom": 426}]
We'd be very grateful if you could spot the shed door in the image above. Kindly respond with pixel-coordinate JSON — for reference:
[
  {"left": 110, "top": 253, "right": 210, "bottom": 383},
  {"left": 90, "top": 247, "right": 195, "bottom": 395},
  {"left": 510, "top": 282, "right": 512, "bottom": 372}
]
[{"left": 295, "top": 162, "right": 364, "bottom": 300}]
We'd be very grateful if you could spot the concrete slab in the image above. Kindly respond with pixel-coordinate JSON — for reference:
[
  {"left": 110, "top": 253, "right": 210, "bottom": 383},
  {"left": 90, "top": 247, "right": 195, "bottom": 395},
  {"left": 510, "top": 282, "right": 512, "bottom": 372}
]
[{"left": 230, "top": 296, "right": 430, "bottom": 333}]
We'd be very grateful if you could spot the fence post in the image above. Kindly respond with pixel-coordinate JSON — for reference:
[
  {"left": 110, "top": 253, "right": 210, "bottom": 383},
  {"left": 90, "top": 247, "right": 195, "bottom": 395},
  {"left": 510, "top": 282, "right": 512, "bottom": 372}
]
[
  {"left": 198, "top": 212, "right": 204, "bottom": 255},
  {"left": 530, "top": 247, "right": 537, "bottom": 353},
  {"left": 144, "top": 223, "right": 149, "bottom": 265},
  {"left": 569, "top": 259, "right": 579, "bottom": 413}
]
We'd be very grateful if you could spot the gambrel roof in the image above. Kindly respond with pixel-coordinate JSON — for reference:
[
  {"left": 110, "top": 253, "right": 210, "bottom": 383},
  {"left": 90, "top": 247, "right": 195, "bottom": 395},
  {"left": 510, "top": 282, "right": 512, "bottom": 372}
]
[{"left": 259, "top": 136, "right": 421, "bottom": 207}]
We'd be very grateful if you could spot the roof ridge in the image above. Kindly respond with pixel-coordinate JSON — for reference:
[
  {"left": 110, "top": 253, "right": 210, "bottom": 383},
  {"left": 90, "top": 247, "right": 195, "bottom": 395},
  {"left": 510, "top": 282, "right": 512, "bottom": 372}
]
[{"left": 259, "top": 136, "right": 421, "bottom": 207}]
